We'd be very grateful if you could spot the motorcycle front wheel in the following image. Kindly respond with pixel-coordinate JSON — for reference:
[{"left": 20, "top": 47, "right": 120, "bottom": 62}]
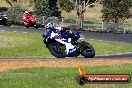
[
  {"left": 34, "top": 24, "right": 39, "bottom": 29},
  {"left": 47, "top": 43, "right": 66, "bottom": 58},
  {"left": 81, "top": 42, "right": 95, "bottom": 58},
  {"left": 3, "top": 20, "right": 8, "bottom": 26},
  {"left": 25, "top": 25, "right": 29, "bottom": 28}
]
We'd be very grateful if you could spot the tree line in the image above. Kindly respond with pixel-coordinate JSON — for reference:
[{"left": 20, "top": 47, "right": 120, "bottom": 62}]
[{"left": 3, "top": 0, "right": 132, "bottom": 29}]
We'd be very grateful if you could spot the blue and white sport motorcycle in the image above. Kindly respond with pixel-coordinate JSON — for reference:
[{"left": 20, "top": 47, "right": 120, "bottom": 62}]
[{"left": 42, "top": 23, "right": 95, "bottom": 58}]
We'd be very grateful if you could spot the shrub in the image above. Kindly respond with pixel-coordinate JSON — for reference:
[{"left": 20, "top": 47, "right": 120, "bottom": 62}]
[
  {"left": 6, "top": 5, "right": 26, "bottom": 22},
  {"left": 34, "top": 0, "right": 61, "bottom": 17},
  {"left": 0, "top": 7, "right": 8, "bottom": 12}
]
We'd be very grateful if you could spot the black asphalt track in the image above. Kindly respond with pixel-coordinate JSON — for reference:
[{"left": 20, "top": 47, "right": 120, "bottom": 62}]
[{"left": 0, "top": 26, "right": 132, "bottom": 43}]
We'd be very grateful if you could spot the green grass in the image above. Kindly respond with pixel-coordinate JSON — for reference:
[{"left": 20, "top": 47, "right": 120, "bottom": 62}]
[
  {"left": 88, "top": 39, "right": 132, "bottom": 55},
  {"left": 0, "top": 64, "right": 132, "bottom": 88},
  {"left": 0, "top": 31, "right": 51, "bottom": 58},
  {"left": 0, "top": 31, "right": 132, "bottom": 58}
]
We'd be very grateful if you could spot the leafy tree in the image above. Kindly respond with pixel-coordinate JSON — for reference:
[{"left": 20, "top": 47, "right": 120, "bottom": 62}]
[
  {"left": 58, "top": 0, "right": 75, "bottom": 13},
  {"left": 59, "top": 0, "right": 97, "bottom": 29},
  {"left": 34, "top": 0, "right": 61, "bottom": 17},
  {"left": 6, "top": 5, "right": 25, "bottom": 22},
  {"left": 12, "top": 0, "right": 20, "bottom": 3},
  {"left": 129, "top": 0, "right": 132, "bottom": 7},
  {"left": 0, "top": 7, "right": 8, "bottom": 12},
  {"left": 101, "top": 0, "right": 130, "bottom": 29}
]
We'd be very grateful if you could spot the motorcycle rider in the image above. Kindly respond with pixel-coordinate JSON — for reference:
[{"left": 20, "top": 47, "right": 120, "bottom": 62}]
[
  {"left": 44, "top": 23, "right": 80, "bottom": 39},
  {"left": 22, "top": 11, "right": 32, "bottom": 25},
  {"left": 43, "top": 22, "right": 82, "bottom": 54}
]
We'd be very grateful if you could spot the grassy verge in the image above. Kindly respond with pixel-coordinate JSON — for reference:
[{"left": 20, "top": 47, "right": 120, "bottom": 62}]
[
  {"left": 0, "top": 31, "right": 51, "bottom": 58},
  {"left": 88, "top": 39, "right": 132, "bottom": 55},
  {"left": 0, "top": 64, "right": 132, "bottom": 88},
  {"left": 0, "top": 31, "right": 132, "bottom": 58}
]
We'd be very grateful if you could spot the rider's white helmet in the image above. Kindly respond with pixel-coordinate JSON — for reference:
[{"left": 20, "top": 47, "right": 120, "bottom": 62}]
[
  {"left": 45, "top": 23, "right": 55, "bottom": 29},
  {"left": 24, "top": 11, "right": 29, "bottom": 14}
]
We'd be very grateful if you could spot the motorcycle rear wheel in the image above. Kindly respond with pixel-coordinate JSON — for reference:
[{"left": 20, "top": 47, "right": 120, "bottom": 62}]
[{"left": 47, "top": 43, "right": 66, "bottom": 58}]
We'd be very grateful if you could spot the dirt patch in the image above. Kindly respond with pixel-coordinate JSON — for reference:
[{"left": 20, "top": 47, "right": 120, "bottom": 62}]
[{"left": 0, "top": 59, "right": 132, "bottom": 72}]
